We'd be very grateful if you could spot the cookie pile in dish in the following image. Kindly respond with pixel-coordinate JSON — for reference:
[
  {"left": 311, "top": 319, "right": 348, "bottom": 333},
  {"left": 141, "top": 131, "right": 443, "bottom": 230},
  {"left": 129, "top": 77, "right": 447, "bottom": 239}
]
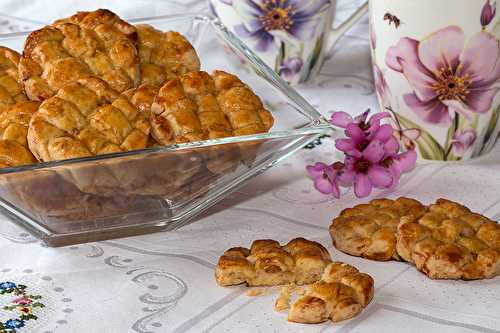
[
  {"left": 0, "top": 8, "right": 274, "bottom": 168},
  {"left": 330, "top": 197, "right": 500, "bottom": 280},
  {"left": 215, "top": 237, "right": 374, "bottom": 324}
]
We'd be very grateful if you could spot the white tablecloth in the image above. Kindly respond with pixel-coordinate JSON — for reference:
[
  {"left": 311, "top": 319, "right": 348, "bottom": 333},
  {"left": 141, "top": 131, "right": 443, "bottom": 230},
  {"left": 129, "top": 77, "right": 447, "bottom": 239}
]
[{"left": 0, "top": 1, "right": 499, "bottom": 332}]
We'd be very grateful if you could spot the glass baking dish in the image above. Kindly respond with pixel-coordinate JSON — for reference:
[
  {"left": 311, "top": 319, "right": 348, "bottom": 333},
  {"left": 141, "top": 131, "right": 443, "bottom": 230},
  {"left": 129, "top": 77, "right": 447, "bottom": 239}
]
[{"left": 0, "top": 13, "right": 332, "bottom": 246}]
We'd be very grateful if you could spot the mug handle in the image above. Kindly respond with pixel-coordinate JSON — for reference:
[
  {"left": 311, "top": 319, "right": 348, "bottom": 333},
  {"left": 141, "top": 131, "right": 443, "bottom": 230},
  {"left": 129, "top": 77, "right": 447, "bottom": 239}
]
[{"left": 326, "top": 1, "right": 369, "bottom": 56}]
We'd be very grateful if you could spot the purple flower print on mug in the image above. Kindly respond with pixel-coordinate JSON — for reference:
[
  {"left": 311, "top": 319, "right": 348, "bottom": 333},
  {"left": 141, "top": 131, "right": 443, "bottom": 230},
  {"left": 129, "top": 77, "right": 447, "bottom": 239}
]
[
  {"left": 373, "top": 64, "right": 391, "bottom": 109},
  {"left": 451, "top": 128, "right": 477, "bottom": 156},
  {"left": 481, "top": 0, "right": 497, "bottom": 28},
  {"left": 370, "top": 23, "right": 377, "bottom": 50},
  {"left": 386, "top": 26, "right": 500, "bottom": 126},
  {"left": 233, "top": 0, "right": 330, "bottom": 51},
  {"left": 279, "top": 57, "right": 303, "bottom": 81}
]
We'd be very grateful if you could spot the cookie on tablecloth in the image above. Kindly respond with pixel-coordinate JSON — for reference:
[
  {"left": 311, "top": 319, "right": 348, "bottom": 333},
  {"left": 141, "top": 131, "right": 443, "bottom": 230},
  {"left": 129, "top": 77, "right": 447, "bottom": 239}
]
[
  {"left": 284, "top": 262, "right": 374, "bottom": 324},
  {"left": 330, "top": 197, "right": 427, "bottom": 261},
  {"left": 397, "top": 198, "right": 500, "bottom": 280},
  {"left": 215, "top": 238, "right": 331, "bottom": 287}
]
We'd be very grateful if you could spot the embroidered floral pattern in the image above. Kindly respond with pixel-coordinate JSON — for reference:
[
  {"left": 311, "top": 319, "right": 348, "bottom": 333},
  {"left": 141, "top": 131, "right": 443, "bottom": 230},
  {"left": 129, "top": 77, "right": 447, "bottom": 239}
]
[
  {"left": 303, "top": 134, "right": 331, "bottom": 149},
  {"left": 0, "top": 282, "right": 44, "bottom": 333}
]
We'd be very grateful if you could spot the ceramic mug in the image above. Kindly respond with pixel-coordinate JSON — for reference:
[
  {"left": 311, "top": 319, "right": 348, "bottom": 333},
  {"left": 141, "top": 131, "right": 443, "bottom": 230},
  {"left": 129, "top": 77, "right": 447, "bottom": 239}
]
[
  {"left": 209, "top": 0, "right": 368, "bottom": 85},
  {"left": 371, "top": 0, "right": 500, "bottom": 161}
]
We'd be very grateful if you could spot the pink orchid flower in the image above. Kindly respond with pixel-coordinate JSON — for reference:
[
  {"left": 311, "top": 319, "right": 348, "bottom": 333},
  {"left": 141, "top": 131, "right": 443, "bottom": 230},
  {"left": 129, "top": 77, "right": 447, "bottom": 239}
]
[
  {"left": 451, "top": 128, "right": 477, "bottom": 156},
  {"left": 481, "top": 0, "right": 497, "bottom": 27},
  {"left": 331, "top": 110, "right": 393, "bottom": 156},
  {"left": 383, "top": 150, "right": 418, "bottom": 189},
  {"left": 306, "top": 162, "right": 344, "bottom": 198},
  {"left": 339, "top": 140, "right": 395, "bottom": 198},
  {"left": 386, "top": 26, "right": 500, "bottom": 126},
  {"left": 330, "top": 109, "right": 391, "bottom": 140}
]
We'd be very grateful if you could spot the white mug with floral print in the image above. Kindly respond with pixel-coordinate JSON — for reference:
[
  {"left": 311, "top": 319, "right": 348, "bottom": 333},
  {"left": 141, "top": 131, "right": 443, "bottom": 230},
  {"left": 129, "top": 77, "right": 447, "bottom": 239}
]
[
  {"left": 371, "top": 0, "right": 500, "bottom": 161},
  {"left": 209, "top": 0, "right": 368, "bottom": 85}
]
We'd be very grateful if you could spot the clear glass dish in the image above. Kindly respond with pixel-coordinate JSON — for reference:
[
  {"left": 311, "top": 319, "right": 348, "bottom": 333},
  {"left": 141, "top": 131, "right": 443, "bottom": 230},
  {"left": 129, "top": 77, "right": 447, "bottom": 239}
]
[{"left": 0, "top": 13, "right": 332, "bottom": 246}]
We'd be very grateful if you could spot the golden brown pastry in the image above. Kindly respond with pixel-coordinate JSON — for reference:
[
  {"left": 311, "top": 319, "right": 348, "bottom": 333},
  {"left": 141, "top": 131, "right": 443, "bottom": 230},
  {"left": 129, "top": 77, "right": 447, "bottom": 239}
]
[
  {"left": 287, "top": 262, "right": 374, "bottom": 324},
  {"left": 150, "top": 70, "right": 273, "bottom": 145},
  {"left": 215, "top": 238, "right": 331, "bottom": 287},
  {"left": 0, "top": 46, "right": 27, "bottom": 111},
  {"left": 0, "top": 46, "right": 39, "bottom": 168},
  {"left": 19, "top": 9, "right": 139, "bottom": 101},
  {"left": 0, "top": 101, "right": 39, "bottom": 167},
  {"left": 27, "top": 76, "right": 149, "bottom": 162},
  {"left": 122, "top": 83, "right": 159, "bottom": 117},
  {"left": 397, "top": 198, "right": 500, "bottom": 280},
  {"left": 330, "top": 197, "right": 427, "bottom": 261},
  {"left": 136, "top": 24, "right": 200, "bottom": 86}
]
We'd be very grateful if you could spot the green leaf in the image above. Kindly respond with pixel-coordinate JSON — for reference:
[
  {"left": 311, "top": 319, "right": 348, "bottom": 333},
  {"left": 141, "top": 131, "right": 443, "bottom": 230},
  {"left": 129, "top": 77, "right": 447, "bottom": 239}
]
[
  {"left": 395, "top": 112, "right": 445, "bottom": 160},
  {"left": 308, "top": 35, "right": 324, "bottom": 72},
  {"left": 483, "top": 105, "right": 500, "bottom": 147},
  {"left": 443, "top": 113, "right": 467, "bottom": 161}
]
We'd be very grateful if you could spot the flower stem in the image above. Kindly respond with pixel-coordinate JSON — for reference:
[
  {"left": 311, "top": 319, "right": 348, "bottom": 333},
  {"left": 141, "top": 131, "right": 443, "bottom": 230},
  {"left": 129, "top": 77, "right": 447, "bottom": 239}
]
[
  {"left": 276, "top": 41, "right": 286, "bottom": 75},
  {"left": 444, "top": 113, "right": 460, "bottom": 160}
]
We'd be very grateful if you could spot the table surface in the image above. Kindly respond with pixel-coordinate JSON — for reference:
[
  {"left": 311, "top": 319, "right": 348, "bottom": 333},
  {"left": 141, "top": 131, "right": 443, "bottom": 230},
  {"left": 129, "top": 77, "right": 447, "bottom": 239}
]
[{"left": 0, "top": 1, "right": 499, "bottom": 333}]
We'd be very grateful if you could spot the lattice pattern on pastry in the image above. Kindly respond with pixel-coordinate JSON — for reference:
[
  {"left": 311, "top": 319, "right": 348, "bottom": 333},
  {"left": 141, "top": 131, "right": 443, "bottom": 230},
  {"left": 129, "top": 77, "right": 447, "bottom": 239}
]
[
  {"left": 151, "top": 70, "right": 273, "bottom": 145},
  {"left": 216, "top": 238, "right": 332, "bottom": 287},
  {"left": 27, "top": 76, "right": 149, "bottom": 162},
  {"left": 330, "top": 197, "right": 427, "bottom": 261},
  {"left": 0, "top": 46, "right": 38, "bottom": 167},
  {"left": 397, "top": 198, "right": 500, "bottom": 280},
  {"left": 19, "top": 9, "right": 140, "bottom": 101},
  {"left": 136, "top": 24, "right": 200, "bottom": 86},
  {"left": 286, "top": 262, "right": 374, "bottom": 324}
]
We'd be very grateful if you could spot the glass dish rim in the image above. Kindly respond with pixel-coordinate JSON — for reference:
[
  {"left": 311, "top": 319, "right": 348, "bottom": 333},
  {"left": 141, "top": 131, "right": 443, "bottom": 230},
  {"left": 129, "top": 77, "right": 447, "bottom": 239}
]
[{"left": 0, "top": 13, "right": 331, "bottom": 175}]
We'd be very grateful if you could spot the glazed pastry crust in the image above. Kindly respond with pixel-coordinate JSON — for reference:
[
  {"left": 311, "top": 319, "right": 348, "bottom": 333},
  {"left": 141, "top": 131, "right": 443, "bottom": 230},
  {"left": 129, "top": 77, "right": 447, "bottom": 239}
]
[
  {"left": 0, "top": 47, "right": 27, "bottom": 112},
  {"left": 215, "top": 238, "right": 331, "bottom": 287},
  {"left": 151, "top": 70, "right": 273, "bottom": 145},
  {"left": 288, "top": 262, "right": 374, "bottom": 324},
  {"left": 19, "top": 9, "right": 139, "bottom": 101},
  {"left": 397, "top": 198, "right": 500, "bottom": 280},
  {"left": 0, "top": 46, "right": 38, "bottom": 167},
  {"left": 27, "top": 76, "right": 149, "bottom": 162},
  {"left": 0, "top": 101, "right": 39, "bottom": 167},
  {"left": 136, "top": 24, "right": 200, "bottom": 86},
  {"left": 330, "top": 197, "right": 427, "bottom": 261}
]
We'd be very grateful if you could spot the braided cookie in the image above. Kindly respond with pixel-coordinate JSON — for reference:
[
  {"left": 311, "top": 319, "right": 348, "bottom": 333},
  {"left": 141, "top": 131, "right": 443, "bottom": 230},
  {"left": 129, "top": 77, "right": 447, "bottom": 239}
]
[
  {"left": 330, "top": 197, "right": 427, "bottom": 261},
  {"left": 216, "top": 238, "right": 331, "bottom": 287},
  {"left": 151, "top": 70, "right": 273, "bottom": 144},
  {"left": 136, "top": 24, "right": 200, "bottom": 86},
  {"left": 0, "top": 47, "right": 39, "bottom": 167},
  {"left": 19, "top": 9, "right": 139, "bottom": 101},
  {"left": 286, "top": 262, "right": 374, "bottom": 324},
  {"left": 27, "top": 76, "right": 149, "bottom": 162},
  {"left": 397, "top": 198, "right": 500, "bottom": 280}
]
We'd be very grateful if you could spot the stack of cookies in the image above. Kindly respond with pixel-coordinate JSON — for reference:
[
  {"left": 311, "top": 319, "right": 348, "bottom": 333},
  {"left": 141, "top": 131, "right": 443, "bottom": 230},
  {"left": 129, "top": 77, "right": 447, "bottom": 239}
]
[
  {"left": 0, "top": 9, "right": 275, "bottom": 220},
  {"left": 0, "top": 8, "right": 273, "bottom": 167},
  {"left": 330, "top": 197, "right": 500, "bottom": 280}
]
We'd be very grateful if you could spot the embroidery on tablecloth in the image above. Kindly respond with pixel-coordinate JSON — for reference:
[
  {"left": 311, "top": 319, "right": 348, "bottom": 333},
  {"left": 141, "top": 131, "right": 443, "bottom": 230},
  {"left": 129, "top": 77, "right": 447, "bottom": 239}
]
[{"left": 0, "top": 282, "right": 44, "bottom": 333}]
